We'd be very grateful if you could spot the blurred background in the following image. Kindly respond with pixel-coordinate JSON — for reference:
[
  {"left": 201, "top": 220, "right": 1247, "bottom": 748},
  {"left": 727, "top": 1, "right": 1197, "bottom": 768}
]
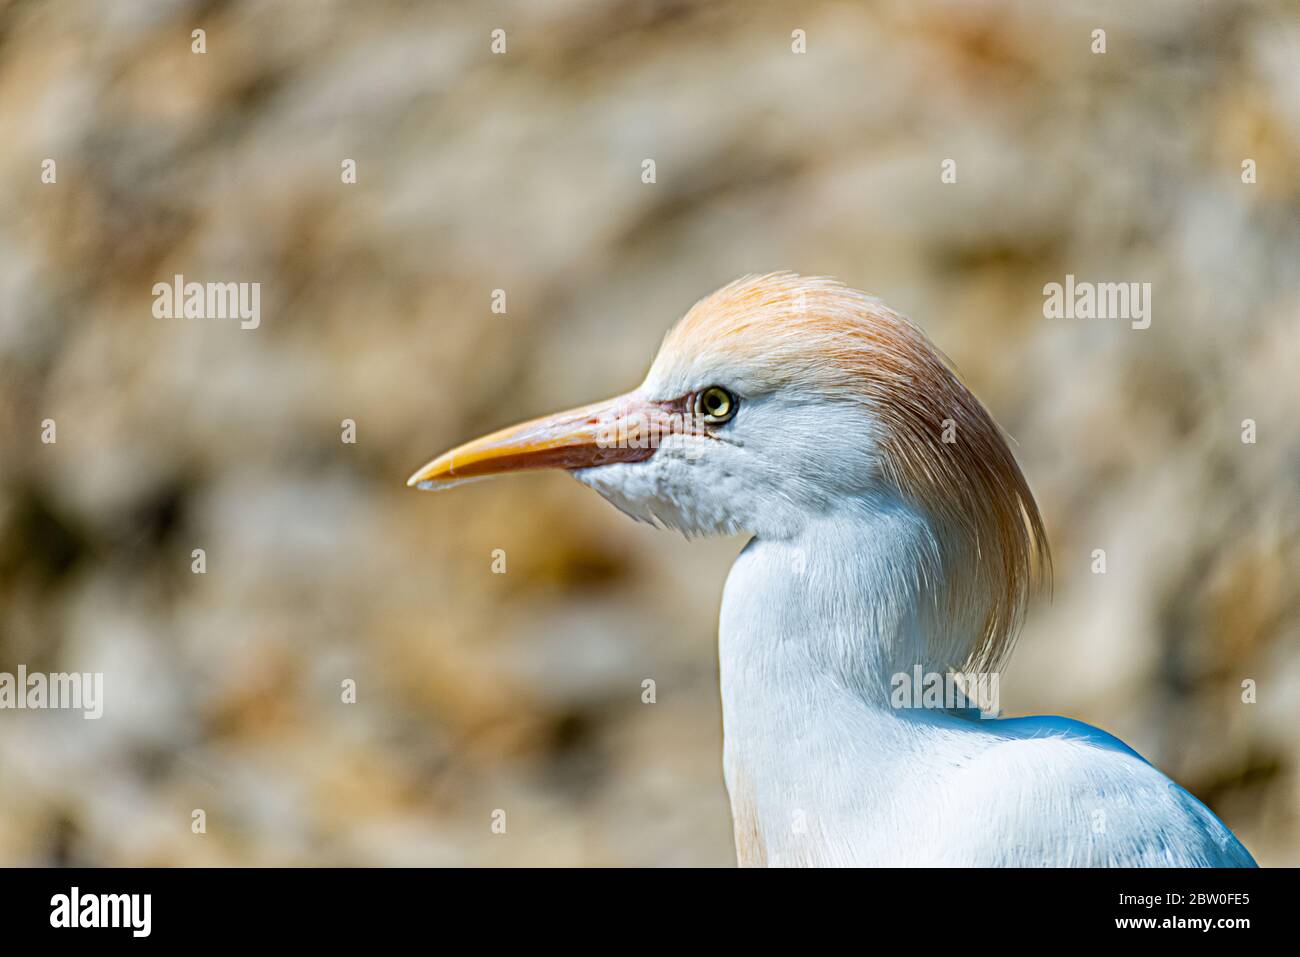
[{"left": 1, "top": 0, "right": 1297, "bottom": 866}]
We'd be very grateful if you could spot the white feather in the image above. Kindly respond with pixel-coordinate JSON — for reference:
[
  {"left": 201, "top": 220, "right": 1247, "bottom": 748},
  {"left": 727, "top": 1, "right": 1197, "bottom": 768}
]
[{"left": 714, "top": 504, "right": 1255, "bottom": 867}]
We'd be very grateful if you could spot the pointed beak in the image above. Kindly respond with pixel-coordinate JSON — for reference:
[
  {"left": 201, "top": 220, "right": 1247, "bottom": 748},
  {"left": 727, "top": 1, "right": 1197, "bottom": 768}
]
[{"left": 407, "top": 392, "right": 682, "bottom": 489}]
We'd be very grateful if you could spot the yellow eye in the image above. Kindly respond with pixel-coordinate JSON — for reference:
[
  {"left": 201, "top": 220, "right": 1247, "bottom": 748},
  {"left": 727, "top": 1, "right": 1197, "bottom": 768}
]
[{"left": 696, "top": 386, "right": 737, "bottom": 423}]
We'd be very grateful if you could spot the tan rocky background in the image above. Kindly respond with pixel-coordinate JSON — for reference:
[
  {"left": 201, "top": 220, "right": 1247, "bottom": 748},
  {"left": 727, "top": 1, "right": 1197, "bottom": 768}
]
[{"left": 0, "top": 0, "right": 1297, "bottom": 865}]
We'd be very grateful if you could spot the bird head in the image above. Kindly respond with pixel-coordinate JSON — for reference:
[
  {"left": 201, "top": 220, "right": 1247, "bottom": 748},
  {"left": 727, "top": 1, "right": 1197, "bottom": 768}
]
[{"left": 409, "top": 272, "right": 1049, "bottom": 670}]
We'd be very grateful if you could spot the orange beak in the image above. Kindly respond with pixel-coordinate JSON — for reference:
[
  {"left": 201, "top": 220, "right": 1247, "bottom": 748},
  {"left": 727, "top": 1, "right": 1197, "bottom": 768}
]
[{"left": 407, "top": 393, "right": 685, "bottom": 489}]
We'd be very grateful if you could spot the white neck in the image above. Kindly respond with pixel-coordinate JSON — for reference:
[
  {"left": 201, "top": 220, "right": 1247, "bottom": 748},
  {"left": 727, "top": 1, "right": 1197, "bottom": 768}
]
[{"left": 718, "top": 496, "right": 977, "bottom": 866}]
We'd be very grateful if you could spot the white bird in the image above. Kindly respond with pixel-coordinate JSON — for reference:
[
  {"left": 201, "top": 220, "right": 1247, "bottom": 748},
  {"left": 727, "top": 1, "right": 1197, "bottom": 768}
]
[{"left": 408, "top": 273, "right": 1256, "bottom": 867}]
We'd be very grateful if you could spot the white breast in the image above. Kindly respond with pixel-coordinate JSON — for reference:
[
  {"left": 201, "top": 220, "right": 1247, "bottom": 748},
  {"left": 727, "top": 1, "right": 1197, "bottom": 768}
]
[{"left": 717, "top": 510, "right": 1255, "bottom": 867}]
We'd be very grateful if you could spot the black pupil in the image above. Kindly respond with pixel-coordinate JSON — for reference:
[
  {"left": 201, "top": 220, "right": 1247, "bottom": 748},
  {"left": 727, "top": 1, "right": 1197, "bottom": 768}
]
[{"left": 706, "top": 392, "right": 724, "bottom": 413}]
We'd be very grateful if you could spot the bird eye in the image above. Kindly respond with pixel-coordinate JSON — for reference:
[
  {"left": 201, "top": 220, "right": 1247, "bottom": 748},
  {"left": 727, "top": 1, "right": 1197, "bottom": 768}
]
[{"left": 695, "top": 386, "right": 737, "bottom": 424}]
